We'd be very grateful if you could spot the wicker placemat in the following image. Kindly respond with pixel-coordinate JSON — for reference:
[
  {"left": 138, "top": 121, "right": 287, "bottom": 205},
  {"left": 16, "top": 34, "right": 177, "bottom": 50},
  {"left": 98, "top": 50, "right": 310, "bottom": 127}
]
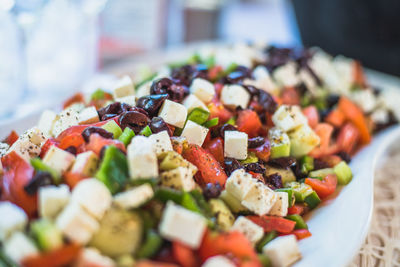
[{"left": 350, "top": 152, "right": 400, "bottom": 266}]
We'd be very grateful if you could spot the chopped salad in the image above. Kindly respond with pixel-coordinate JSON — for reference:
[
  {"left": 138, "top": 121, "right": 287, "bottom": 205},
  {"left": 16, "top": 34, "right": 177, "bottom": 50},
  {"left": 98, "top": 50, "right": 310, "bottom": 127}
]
[{"left": 0, "top": 44, "right": 399, "bottom": 267}]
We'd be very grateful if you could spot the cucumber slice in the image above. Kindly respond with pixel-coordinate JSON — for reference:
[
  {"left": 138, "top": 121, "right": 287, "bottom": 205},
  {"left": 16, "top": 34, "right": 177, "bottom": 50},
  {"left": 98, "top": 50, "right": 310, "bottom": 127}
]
[
  {"left": 220, "top": 190, "right": 247, "bottom": 213},
  {"left": 239, "top": 152, "right": 258, "bottom": 164},
  {"left": 288, "top": 124, "right": 320, "bottom": 158},
  {"left": 101, "top": 120, "right": 122, "bottom": 139},
  {"left": 309, "top": 168, "right": 334, "bottom": 179},
  {"left": 139, "top": 126, "right": 152, "bottom": 137},
  {"left": 119, "top": 127, "right": 135, "bottom": 146},
  {"left": 304, "top": 191, "right": 321, "bottom": 209},
  {"left": 208, "top": 199, "right": 235, "bottom": 231},
  {"left": 30, "top": 219, "right": 63, "bottom": 252},
  {"left": 135, "top": 230, "right": 162, "bottom": 259},
  {"left": 333, "top": 161, "right": 353, "bottom": 185},
  {"left": 300, "top": 156, "right": 314, "bottom": 174}
]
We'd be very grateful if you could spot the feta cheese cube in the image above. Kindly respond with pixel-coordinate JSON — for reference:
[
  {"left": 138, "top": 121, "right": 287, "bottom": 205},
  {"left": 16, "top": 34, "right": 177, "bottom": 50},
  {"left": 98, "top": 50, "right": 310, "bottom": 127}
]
[
  {"left": 38, "top": 110, "right": 57, "bottom": 137},
  {"left": 273, "top": 62, "right": 301, "bottom": 87},
  {"left": 115, "top": 95, "right": 136, "bottom": 107},
  {"left": 70, "top": 151, "right": 99, "bottom": 177},
  {"left": 159, "top": 201, "right": 207, "bottom": 249},
  {"left": 136, "top": 81, "right": 152, "bottom": 98},
  {"left": 230, "top": 216, "right": 264, "bottom": 244},
  {"left": 190, "top": 78, "right": 215, "bottom": 103},
  {"left": 112, "top": 75, "right": 135, "bottom": 99},
  {"left": 350, "top": 89, "right": 377, "bottom": 113},
  {"left": 56, "top": 203, "right": 99, "bottom": 245},
  {"left": 128, "top": 136, "right": 158, "bottom": 179},
  {"left": 8, "top": 127, "right": 46, "bottom": 161},
  {"left": 148, "top": 130, "right": 173, "bottom": 154},
  {"left": 272, "top": 105, "right": 308, "bottom": 132},
  {"left": 158, "top": 100, "right": 188, "bottom": 128},
  {"left": 182, "top": 94, "right": 209, "bottom": 113},
  {"left": 43, "top": 146, "right": 75, "bottom": 176},
  {"left": 71, "top": 178, "right": 112, "bottom": 220},
  {"left": 221, "top": 84, "right": 250, "bottom": 109},
  {"left": 181, "top": 120, "right": 209, "bottom": 146},
  {"left": 114, "top": 184, "right": 154, "bottom": 210},
  {"left": 202, "top": 255, "right": 236, "bottom": 267},
  {"left": 76, "top": 247, "right": 116, "bottom": 267},
  {"left": 39, "top": 185, "right": 71, "bottom": 219},
  {"left": 269, "top": 191, "right": 289, "bottom": 217},
  {"left": 4, "top": 232, "right": 38, "bottom": 264},
  {"left": 0, "top": 202, "right": 27, "bottom": 241},
  {"left": 242, "top": 183, "right": 277, "bottom": 216},
  {"left": 52, "top": 106, "right": 80, "bottom": 137},
  {"left": 299, "top": 69, "right": 317, "bottom": 94},
  {"left": 263, "top": 235, "right": 301, "bottom": 267},
  {"left": 225, "top": 169, "right": 254, "bottom": 201},
  {"left": 161, "top": 166, "right": 196, "bottom": 191},
  {"left": 371, "top": 108, "right": 389, "bottom": 124},
  {"left": 0, "top": 142, "right": 9, "bottom": 157},
  {"left": 78, "top": 106, "right": 100, "bottom": 125},
  {"left": 224, "top": 131, "right": 248, "bottom": 160}
]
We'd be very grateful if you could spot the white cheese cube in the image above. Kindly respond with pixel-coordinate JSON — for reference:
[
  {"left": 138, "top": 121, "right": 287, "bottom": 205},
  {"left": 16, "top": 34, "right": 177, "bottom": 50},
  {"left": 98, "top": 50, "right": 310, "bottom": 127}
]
[
  {"left": 136, "top": 81, "right": 152, "bottom": 98},
  {"left": 230, "top": 216, "right": 264, "bottom": 245},
  {"left": 4, "top": 232, "right": 38, "bottom": 264},
  {"left": 115, "top": 95, "right": 136, "bottom": 107},
  {"left": 56, "top": 203, "right": 99, "bottom": 245},
  {"left": 52, "top": 107, "right": 80, "bottom": 137},
  {"left": 273, "top": 62, "right": 301, "bottom": 87},
  {"left": 39, "top": 185, "right": 71, "bottom": 219},
  {"left": 161, "top": 166, "right": 196, "bottom": 191},
  {"left": 350, "top": 89, "right": 377, "bottom": 113},
  {"left": 269, "top": 191, "right": 289, "bottom": 217},
  {"left": 190, "top": 78, "right": 215, "bottom": 103},
  {"left": 71, "top": 178, "right": 112, "bottom": 220},
  {"left": 78, "top": 106, "right": 100, "bottom": 125},
  {"left": 224, "top": 131, "right": 248, "bottom": 160},
  {"left": 112, "top": 75, "right": 135, "bottom": 99},
  {"left": 181, "top": 120, "right": 209, "bottom": 146},
  {"left": 263, "top": 235, "right": 301, "bottom": 267},
  {"left": 38, "top": 110, "right": 57, "bottom": 137},
  {"left": 158, "top": 100, "right": 188, "bottom": 128},
  {"left": 127, "top": 136, "right": 158, "bottom": 179},
  {"left": 43, "top": 146, "right": 75, "bottom": 176},
  {"left": 221, "top": 84, "right": 250, "bottom": 110},
  {"left": 114, "top": 184, "right": 154, "bottom": 210},
  {"left": 0, "top": 202, "right": 27, "bottom": 241},
  {"left": 0, "top": 142, "right": 9, "bottom": 157},
  {"left": 148, "top": 130, "right": 173, "bottom": 154},
  {"left": 70, "top": 151, "right": 99, "bottom": 177},
  {"left": 371, "top": 108, "right": 389, "bottom": 124},
  {"left": 159, "top": 201, "right": 207, "bottom": 249},
  {"left": 242, "top": 183, "right": 277, "bottom": 216},
  {"left": 182, "top": 94, "right": 209, "bottom": 113},
  {"left": 299, "top": 69, "right": 317, "bottom": 94},
  {"left": 225, "top": 169, "right": 254, "bottom": 201},
  {"left": 272, "top": 105, "right": 308, "bottom": 132},
  {"left": 76, "top": 247, "right": 116, "bottom": 267},
  {"left": 202, "top": 255, "right": 236, "bottom": 267},
  {"left": 8, "top": 127, "right": 46, "bottom": 161}
]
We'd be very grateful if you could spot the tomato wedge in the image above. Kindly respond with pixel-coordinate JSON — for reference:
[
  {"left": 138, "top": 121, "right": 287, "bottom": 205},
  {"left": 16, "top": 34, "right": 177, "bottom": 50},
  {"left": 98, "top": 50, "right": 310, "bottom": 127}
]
[
  {"left": 302, "top": 106, "right": 319, "bottom": 129},
  {"left": 203, "top": 137, "right": 224, "bottom": 165},
  {"left": 3, "top": 130, "right": 19, "bottom": 146},
  {"left": 288, "top": 204, "right": 306, "bottom": 216},
  {"left": 63, "top": 171, "right": 89, "bottom": 189},
  {"left": 86, "top": 133, "right": 126, "bottom": 156},
  {"left": 280, "top": 87, "right": 300, "bottom": 105},
  {"left": 325, "top": 109, "right": 345, "bottom": 128},
  {"left": 236, "top": 109, "right": 262, "bottom": 138},
  {"left": 309, "top": 123, "right": 338, "bottom": 158},
  {"left": 22, "top": 243, "right": 81, "bottom": 267},
  {"left": 247, "top": 215, "right": 296, "bottom": 234},
  {"left": 338, "top": 97, "right": 371, "bottom": 144},
  {"left": 305, "top": 174, "right": 337, "bottom": 199},
  {"left": 1, "top": 152, "right": 37, "bottom": 217},
  {"left": 208, "top": 99, "right": 233, "bottom": 125},
  {"left": 336, "top": 122, "right": 360, "bottom": 154},
  {"left": 182, "top": 144, "right": 227, "bottom": 186},
  {"left": 172, "top": 242, "right": 198, "bottom": 267}
]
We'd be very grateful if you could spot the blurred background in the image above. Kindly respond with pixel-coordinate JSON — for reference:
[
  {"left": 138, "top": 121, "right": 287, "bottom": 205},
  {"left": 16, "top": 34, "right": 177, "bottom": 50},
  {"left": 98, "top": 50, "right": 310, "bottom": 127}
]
[{"left": 0, "top": 0, "right": 399, "bottom": 122}]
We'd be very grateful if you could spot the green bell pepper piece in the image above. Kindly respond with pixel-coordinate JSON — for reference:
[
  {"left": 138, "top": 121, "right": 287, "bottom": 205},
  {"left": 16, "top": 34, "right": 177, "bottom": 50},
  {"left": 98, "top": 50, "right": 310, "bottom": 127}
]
[
  {"left": 203, "top": 117, "right": 219, "bottom": 128},
  {"left": 90, "top": 88, "right": 105, "bottom": 101},
  {"left": 258, "top": 254, "right": 271, "bottom": 267},
  {"left": 187, "top": 108, "right": 210, "bottom": 125},
  {"left": 300, "top": 156, "right": 314, "bottom": 174},
  {"left": 286, "top": 214, "right": 308, "bottom": 229},
  {"left": 256, "top": 231, "right": 277, "bottom": 253},
  {"left": 135, "top": 230, "right": 163, "bottom": 259},
  {"left": 333, "top": 161, "right": 353, "bottom": 185},
  {"left": 304, "top": 191, "right": 321, "bottom": 209},
  {"left": 190, "top": 190, "right": 212, "bottom": 218},
  {"left": 226, "top": 117, "right": 236, "bottom": 125},
  {"left": 181, "top": 192, "right": 202, "bottom": 213},
  {"left": 139, "top": 126, "right": 152, "bottom": 137},
  {"left": 101, "top": 120, "right": 122, "bottom": 139},
  {"left": 95, "top": 146, "right": 129, "bottom": 194},
  {"left": 118, "top": 127, "right": 135, "bottom": 146},
  {"left": 30, "top": 158, "right": 60, "bottom": 184},
  {"left": 154, "top": 187, "right": 183, "bottom": 204}
]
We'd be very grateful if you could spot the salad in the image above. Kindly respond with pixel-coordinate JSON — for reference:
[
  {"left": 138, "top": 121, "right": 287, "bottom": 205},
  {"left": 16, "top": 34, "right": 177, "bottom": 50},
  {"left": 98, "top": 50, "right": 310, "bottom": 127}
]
[{"left": 0, "top": 44, "right": 399, "bottom": 267}]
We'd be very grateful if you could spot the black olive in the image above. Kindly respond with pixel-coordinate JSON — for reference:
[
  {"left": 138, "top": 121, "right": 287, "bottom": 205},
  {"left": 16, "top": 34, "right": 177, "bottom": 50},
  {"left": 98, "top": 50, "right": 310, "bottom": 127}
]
[
  {"left": 150, "top": 78, "right": 186, "bottom": 103},
  {"left": 65, "top": 146, "right": 77, "bottom": 155},
  {"left": 258, "top": 90, "right": 277, "bottom": 114},
  {"left": 219, "top": 124, "right": 237, "bottom": 138},
  {"left": 149, "top": 117, "right": 171, "bottom": 136},
  {"left": 224, "top": 157, "right": 243, "bottom": 176},
  {"left": 203, "top": 183, "right": 222, "bottom": 200},
  {"left": 267, "top": 157, "right": 297, "bottom": 169},
  {"left": 337, "top": 151, "right": 351, "bottom": 163},
  {"left": 136, "top": 94, "right": 168, "bottom": 116},
  {"left": 81, "top": 127, "right": 114, "bottom": 143},
  {"left": 119, "top": 111, "right": 150, "bottom": 133},
  {"left": 244, "top": 162, "right": 266, "bottom": 174},
  {"left": 248, "top": 137, "right": 265, "bottom": 148},
  {"left": 265, "top": 173, "right": 283, "bottom": 190},
  {"left": 313, "top": 159, "right": 330, "bottom": 170},
  {"left": 98, "top": 102, "right": 132, "bottom": 121},
  {"left": 24, "top": 171, "right": 53, "bottom": 195}
]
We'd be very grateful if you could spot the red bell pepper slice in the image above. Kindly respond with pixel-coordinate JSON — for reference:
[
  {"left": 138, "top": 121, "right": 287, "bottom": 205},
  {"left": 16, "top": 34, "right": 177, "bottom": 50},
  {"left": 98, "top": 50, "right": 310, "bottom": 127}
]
[
  {"left": 325, "top": 109, "right": 345, "bottom": 128},
  {"left": 352, "top": 61, "right": 366, "bottom": 88},
  {"left": 63, "top": 93, "right": 85, "bottom": 109},
  {"left": 1, "top": 152, "right": 37, "bottom": 217},
  {"left": 302, "top": 106, "right": 319, "bottom": 129},
  {"left": 236, "top": 109, "right": 262, "bottom": 138},
  {"left": 203, "top": 137, "right": 224, "bottom": 166},
  {"left": 336, "top": 122, "right": 360, "bottom": 154},
  {"left": 288, "top": 204, "right": 306, "bottom": 216},
  {"left": 305, "top": 174, "right": 337, "bottom": 199},
  {"left": 182, "top": 144, "right": 227, "bottom": 187},
  {"left": 3, "top": 130, "right": 19, "bottom": 146},
  {"left": 172, "top": 242, "right": 198, "bottom": 267},
  {"left": 21, "top": 243, "right": 81, "bottom": 267},
  {"left": 247, "top": 215, "right": 296, "bottom": 234},
  {"left": 281, "top": 230, "right": 312, "bottom": 241}
]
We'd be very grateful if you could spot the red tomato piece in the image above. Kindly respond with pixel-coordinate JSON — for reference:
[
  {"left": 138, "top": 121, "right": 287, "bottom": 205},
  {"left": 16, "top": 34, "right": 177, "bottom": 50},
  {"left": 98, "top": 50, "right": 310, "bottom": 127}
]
[
  {"left": 208, "top": 99, "right": 233, "bottom": 125},
  {"left": 63, "top": 93, "right": 85, "bottom": 109},
  {"left": 136, "top": 261, "right": 179, "bottom": 267},
  {"left": 1, "top": 152, "right": 37, "bottom": 217},
  {"left": 172, "top": 242, "right": 198, "bottom": 267},
  {"left": 309, "top": 123, "right": 339, "bottom": 158},
  {"left": 214, "top": 83, "right": 224, "bottom": 97},
  {"left": 305, "top": 174, "right": 337, "bottom": 199},
  {"left": 288, "top": 204, "right": 306, "bottom": 215},
  {"left": 302, "top": 106, "right": 319, "bottom": 129},
  {"left": 280, "top": 87, "right": 300, "bottom": 105},
  {"left": 249, "top": 140, "right": 271, "bottom": 162},
  {"left": 325, "top": 109, "right": 345, "bottom": 128},
  {"left": 3, "top": 130, "right": 19, "bottom": 146},
  {"left": 336, "top": 122, "right": 360, "bottom": 154},
  {"left": 352, "top": 61, "right": 366, "bottom": 88},
  {"left": 203, "top": 137, "right": 224, "bottom": 166},
  {"left": 40, "top": 138, "right": 60, "bottom": 158},
  {"left": 246, "top": 215, "right": 296, "bottom": 234},
  {"left": 199, "top": 230, "right": 260, "bottom": 266},
  {"left": 58, "top": 134, "right": 85, "bottom": 151},
  {"left": 63, "top": 172, "right": 89, "bottom": 189},
  {"left": 280, "top": 230, "right": 312, "bottom": 241},
  {"left": 22, "top": 243, "right": 81, "bottom": 267},
  {"left": 208, "top": 66, "right": 223, "bottom": 81},
  {"left": 86, "top": 134, "right": 126, "bottom": 156},
  {"left": 236, "top": 109, "right": 262, "bottom": 138},
  {"left": 338, "top": 97, "right": 371, "bottom": 144}
]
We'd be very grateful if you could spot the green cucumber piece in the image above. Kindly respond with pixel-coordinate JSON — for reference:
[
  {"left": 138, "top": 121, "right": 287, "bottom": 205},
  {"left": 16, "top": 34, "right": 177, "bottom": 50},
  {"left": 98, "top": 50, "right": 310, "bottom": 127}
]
[
  {"left": 286, "top": 182, "right": 314, "bottom": 202},
  {"left": 101, "top": 120, "right": 123, "bottom": 139},
  {"left": 139, "top": 126, "right": 152, "bottom": 137},
  {"left": 118, "top": 127, "right": 135, "bottom": 146},
  {"left": 258, "top": 254, "right": 271, "bottom": 267},
  {"left": 309, "top": 168, "right": 335, "bottom": 180},
  {"left": 154, "top": 187, "right": 183, "bottom": 204},
  {"left": 266, "top": 166, "right": 296, "bottom": 184},
  {"left": 30, "top": 219, "right": 63, "bottom": 252},
  {"left": 304, "top": 191, "right": 321, "bottom": 209},
  {"left": 286, "top": 214, "right": 308, "bottom": 229},
  {"left": 275, "top": 188, "right": 294, "bottom": 208},
  {"left": 203, "top": 117, "right": 219, "bottom": 128},
  {"left": 135, "top": 230, "right": 163, "bottom": 259},
  {"left": 30, "top": 158, "right": 60, "bottom": 184},
  {"left": 220, "top": 190, "right": 247, "bottom": 213},
  {"left": 300, "top": 156, "right": 314, "bottom": 174},
  {"left": 270, "top": 144, "right": 291, "bottom": 159},
  {"left": 256, "top": 231, "right": 277, "bottom": 253},
  {"left": 208, "top": 199, "right": 234, "bottom": 231},
  {"left": 95, "top": 146, "right": 129, "bottom": 194},
  {"left": 239, "top": 152, "right": 258, "bottom": 164},
  {"left": 333, "top": 161, "right": 353, "bottom": 185},
  {"left": 187, "top": 108, "right": 210, "bottom": 125}
]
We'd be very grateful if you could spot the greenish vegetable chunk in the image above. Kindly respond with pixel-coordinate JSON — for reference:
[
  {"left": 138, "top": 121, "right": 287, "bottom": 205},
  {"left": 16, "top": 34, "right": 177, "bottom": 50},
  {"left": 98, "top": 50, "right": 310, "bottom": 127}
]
[
  {"left": 309, "top": 168, "right": 335, "bottom": 180},
  {"left": 239, "top": 152, "right": 258, "bottom": 164},
  {"left": 154, "top": 187, "right": 183, "bottom": 204},
  {"left": 95, "top": 146, "right": 129, "bottom": 194},
  {"left": 203, "top": 117, "right": 219, "bottom": 128},
  {"left": 118, "top": 127, "right": 135, "bottom": 146},
  {"left": 139, "top": 126, "right": 152, "bottom": 137},
  {"left": 266, "top": 166, "right": 296, "bottom": 184},
  {"left": 30, "top": 219, "right": 63, "bottom": 252},
  {"left": 159, "top": 151, "right": 189, "bottom": 171},
  {"left": 226, "top": 117, "right": 236, "bottom": 125},
  {"left": 30, "top": 158, "right": 60, "bottom": 184},
  {"left": 258, "top": 254, "right": 272, "bottom": 267},
  {"left": 135, "top": 230, "right": 163, "bottom": 259},
  {"left": 300, "top": 156, "right": 314, "bottom": 174},
  {"left": 101, "top": 120, "right": 123, "bottom": 139},
  {"left": 91, "top": 88, "right": 105, "bottom": 100},
  {"left": 286, "top": 182, "right": 314, "bottom": 202},
  {"left": 286, "top": 214, "right": 308, "bottom": 229},
  {"left": 208, "top": 199, "right": 235, "bottom": 231},
  {"left": 304, "top": 191, "right": 321, "bottom": 209},
  {"left": 187, "top": 108, "right": 210, "bottom": 125},
  {"left": 333, "top": 161, "right": 353, "bottom": 185},
  {"left": 181, "top": 192, "right": 202, "bottom": 213},
  {"left": 256, "top": 231, "right": 277, "bottom": 253},
  {"left": 220, "top": 190, "right": 247, "bottom": 213}
]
